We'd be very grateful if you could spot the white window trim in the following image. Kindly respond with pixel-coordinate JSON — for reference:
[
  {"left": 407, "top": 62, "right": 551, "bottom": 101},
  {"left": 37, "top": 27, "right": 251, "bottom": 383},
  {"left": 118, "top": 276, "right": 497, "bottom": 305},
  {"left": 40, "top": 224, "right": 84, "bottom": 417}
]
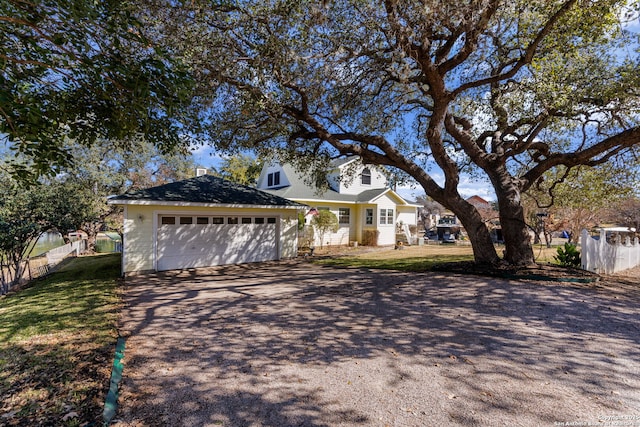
[
  {"left": 338, "top": 208, "right": 350, "bottom": 225},
  {"left": 379, "top": 208, "right": 394, "bottom": 225}
]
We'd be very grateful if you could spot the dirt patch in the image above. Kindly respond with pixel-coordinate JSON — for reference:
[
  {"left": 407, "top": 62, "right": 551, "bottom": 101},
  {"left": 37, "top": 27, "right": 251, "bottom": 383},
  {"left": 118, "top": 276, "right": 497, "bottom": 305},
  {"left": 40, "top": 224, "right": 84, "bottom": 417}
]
[{"left": 114, "top": 260, "right": 639, "bottom": 426}]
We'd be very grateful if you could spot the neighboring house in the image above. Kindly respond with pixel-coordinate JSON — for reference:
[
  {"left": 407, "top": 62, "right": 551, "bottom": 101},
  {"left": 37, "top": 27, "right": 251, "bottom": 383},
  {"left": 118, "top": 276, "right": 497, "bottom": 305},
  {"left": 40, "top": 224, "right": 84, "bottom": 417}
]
[
  {"left": 108, "top": 174, "right": 304, "bottom": 273},
  {"left": 256, "top": 157, "right": 419, "bottom": 246},
  {"left": 466, "top": 195, "right": 493, "bottom": 212},
  {"left": 465, "top": 195, "right": 502, "bottom": 241}
]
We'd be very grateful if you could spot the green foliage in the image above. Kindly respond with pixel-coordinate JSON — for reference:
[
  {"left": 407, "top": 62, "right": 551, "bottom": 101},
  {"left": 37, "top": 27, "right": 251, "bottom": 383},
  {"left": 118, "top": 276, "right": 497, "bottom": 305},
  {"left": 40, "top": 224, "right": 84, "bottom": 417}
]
[
  {"left": 311, "top": 210, "right": 339, "bottom": 248},
  {"left": 554, "top": 243, "right": 581, "bottom": 268},
  {"left": 0, "top": 159, "right": 133, "bottom": 291},
  {"left": 297, "top": 212, "right": 306, "bottom": 230},
  {"left": 215, "top": 154, "right": 262, "bottom": 186},
  {"left": 0, "top": 0, "right": 197, "bottom": 181}
]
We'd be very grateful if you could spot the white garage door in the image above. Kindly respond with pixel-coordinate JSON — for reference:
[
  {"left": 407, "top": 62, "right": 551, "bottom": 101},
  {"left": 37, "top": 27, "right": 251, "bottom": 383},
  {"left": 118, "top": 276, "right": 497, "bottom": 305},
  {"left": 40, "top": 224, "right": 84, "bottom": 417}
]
[{"left": 157, "top": 215, "right": 279, "bottom": 271}]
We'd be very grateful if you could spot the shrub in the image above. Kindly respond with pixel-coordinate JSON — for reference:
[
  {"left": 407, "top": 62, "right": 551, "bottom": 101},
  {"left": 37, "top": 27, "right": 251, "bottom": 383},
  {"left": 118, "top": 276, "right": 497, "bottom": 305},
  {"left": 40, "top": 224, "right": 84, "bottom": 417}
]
[
  {"left": 554, "top": 242, "right": 581, "bottom": 268},
  {"left": 362, "top": 229, "right": 379, "bottom": 246},
  {"left": 311, "top": 210, "right": 339, "bottom": 248}
]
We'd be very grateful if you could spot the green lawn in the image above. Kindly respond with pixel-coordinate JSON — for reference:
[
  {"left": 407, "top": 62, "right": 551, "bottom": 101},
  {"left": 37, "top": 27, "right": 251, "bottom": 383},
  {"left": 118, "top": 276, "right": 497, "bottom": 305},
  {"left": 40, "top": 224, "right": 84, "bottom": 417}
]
[
  {"left": 0, "top": 254, "right": 121, "bottom": 426},
  {"left": 315, "top": 244, "right": 561, "bottom": 272}
]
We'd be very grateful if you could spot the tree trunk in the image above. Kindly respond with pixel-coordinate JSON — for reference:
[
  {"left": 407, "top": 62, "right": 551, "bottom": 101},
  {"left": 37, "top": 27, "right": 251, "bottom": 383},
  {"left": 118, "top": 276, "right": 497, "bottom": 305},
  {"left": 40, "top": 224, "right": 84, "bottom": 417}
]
[
  {"left": 82, "top": 221, "right": 101, "bottom": 254},
  {"left": 446, "top": 197, "right": 500, "bottom": 265},
  {"left": 494, "top": 180, "right": 536, "bottom": 266}
]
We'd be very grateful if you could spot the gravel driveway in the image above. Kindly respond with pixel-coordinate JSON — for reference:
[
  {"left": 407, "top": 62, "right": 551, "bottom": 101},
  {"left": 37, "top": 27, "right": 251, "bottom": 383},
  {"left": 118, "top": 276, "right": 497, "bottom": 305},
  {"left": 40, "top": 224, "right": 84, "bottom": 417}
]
[{"left": 115, "top": 260, "right": 640, "bottom": 427}]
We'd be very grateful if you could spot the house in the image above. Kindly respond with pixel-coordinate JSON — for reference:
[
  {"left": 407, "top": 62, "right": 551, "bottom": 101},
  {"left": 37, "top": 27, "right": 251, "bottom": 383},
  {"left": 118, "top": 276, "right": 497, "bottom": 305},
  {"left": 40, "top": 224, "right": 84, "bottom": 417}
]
[
  {"left": 107, "top": 174, "right": 304, "bottom": 273},
  {"left": 466, "top": 195, "right": 493, "bottom": 211},
  {"left": 256, "top": 157, "right": 419, "bottom": 246}
]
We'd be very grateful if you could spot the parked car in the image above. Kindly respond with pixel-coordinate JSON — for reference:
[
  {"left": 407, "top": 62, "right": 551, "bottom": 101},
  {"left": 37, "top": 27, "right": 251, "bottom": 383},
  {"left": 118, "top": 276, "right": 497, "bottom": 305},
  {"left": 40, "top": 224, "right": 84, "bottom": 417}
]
[{"left": 442, "top": 233, "right": 456, "bottom": 243}]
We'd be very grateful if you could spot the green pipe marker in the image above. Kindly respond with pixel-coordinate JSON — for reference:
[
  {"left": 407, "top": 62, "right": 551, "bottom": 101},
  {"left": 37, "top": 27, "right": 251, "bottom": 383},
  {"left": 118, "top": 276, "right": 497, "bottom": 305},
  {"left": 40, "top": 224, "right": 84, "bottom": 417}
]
[{"left": 103, "top": 337, "right": 126, "bottom": 426}]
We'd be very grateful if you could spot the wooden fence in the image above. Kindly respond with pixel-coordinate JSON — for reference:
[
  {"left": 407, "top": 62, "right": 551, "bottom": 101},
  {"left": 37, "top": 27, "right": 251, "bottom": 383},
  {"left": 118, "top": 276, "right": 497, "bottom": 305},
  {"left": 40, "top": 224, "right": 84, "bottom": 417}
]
[
  {"left": 580, "top": 229, "right": 640, "bottom": 274},
  {"left": 1, "top": 239, "right": 88, "bottom": 295}
]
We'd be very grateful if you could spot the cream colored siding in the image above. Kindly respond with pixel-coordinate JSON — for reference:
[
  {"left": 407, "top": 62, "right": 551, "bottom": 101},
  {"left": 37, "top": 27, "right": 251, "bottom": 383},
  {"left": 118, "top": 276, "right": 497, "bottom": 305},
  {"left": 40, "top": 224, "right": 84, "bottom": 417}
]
[
  {"left": 306, "top": 203, "right": 355, "bottom": 247},
  {"left": 121, "top": 204, "right": 298, "bottom": 273},
  {"left": 375, "top": 194, "right": 398, "bottom": 245},
  {"left": 397, "top": 207, "right": 417, "bottom": 228},
  {"left": 123, "top": 205, "right": 158, "bottom": 272},
  {"left": 336, "top": 166, "right": 388, "bottom": 195}
]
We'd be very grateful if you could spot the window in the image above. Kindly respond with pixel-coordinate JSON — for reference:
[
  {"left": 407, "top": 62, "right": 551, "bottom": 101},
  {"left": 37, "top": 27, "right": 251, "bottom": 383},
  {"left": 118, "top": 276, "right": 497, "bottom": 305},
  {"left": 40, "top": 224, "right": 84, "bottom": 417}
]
[
  {"left": 227, "top": 217, "right": 238, "bottom": 224},
  {"left": 267, "top": 217, "right": 277, "bottom": 224},
  {"left": 211, "top": 217, "right": 224, "bottom": 224},
  {"left": 379, "top": 208, "right": 394, "bottom": 225},
  {"left": 254, "top": 217, "right": 265, "bottom": 224},
  {"left": 241, "top": 217, "right": 252, "bottom": 224},
  {"left": 161, "top": 216, "right": 175, "bottom": 225},
  {"left": 365, "top": 208, "right": 373, "bottom": 225},
  {"left": 179, "top": 217, "right": 193, "bottom": 225},
  {"left": 361, "top": 167, "right": 371, "bottom": 185},
  {"left": 267, "top": 171, "right": 281, "bottom": 187},
  {"left": 196, "top": 217, "right": 209, "bottom": 225},
  {"left": 339, "top": 208, "right": 350, "bottom": 224}
]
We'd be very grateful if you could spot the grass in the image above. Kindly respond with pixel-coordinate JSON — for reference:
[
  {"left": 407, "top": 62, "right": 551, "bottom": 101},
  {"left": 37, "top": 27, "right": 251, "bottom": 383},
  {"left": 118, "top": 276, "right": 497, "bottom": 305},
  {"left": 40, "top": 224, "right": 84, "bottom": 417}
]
[
  {"left": 315, "top": 243, "right": 562, "bottom": 272},
  {"left": 0, "top": 253, "right": 121, "bottom": 426}
]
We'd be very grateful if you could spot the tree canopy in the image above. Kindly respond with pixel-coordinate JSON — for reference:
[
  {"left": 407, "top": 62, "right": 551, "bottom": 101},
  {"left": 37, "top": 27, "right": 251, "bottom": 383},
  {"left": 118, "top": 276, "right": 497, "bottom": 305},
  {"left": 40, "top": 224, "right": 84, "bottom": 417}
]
[
  {"left": 144, "top": 0, "right": 639, "bottom": 265},
  {"left": 0, "top": 0, "right": 196, "bottom": 181},
  {"left": 5, "top": 0, "right": 639, "bottom": 266}
]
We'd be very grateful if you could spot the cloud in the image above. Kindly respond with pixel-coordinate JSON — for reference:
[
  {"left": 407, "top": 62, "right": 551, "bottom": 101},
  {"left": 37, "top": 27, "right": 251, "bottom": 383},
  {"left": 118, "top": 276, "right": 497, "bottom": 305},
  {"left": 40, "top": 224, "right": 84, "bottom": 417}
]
[{"left": 190, "top": 144, "right": 224, "bottom": 169}]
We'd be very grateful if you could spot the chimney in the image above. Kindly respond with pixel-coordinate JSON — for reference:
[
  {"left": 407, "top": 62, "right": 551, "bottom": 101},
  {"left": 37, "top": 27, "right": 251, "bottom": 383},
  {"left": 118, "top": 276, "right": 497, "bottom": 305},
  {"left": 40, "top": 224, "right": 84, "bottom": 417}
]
[{"left": 196, "top": 168, "right": 207, "bottom": 177}]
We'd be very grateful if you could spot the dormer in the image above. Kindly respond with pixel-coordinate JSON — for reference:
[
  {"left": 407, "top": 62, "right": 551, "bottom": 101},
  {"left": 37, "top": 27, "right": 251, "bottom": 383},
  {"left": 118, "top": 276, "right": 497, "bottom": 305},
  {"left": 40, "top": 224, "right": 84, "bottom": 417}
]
[
  {"left": 360, "top": 167, "right": 372, "bottom": 185},
  {"left": 331, "top": 158, "right": 388, "bottom": 195},
  {"left": 256, "top": 162, "right": 291, "bottom": 189}
]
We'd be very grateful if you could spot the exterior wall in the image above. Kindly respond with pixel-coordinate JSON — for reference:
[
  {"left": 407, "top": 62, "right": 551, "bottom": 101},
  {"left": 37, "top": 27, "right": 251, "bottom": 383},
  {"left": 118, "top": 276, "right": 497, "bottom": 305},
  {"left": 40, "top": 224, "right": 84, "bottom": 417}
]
[
  {"left": 397, "top": 206, "right": 417, "bottom": 228},
  {"left": 256, "top": 163, "right": 291, "bottom": 189},
  {"left": 303, "top": 202, "right": 357, "bottom": 247},
  {"left": 123, "top": 205, "right": 157, "bottom": 273},
  {"left": 360, "top": 204, "right": 378, "bottom": 245},
  {"left": 375, "top": 194, "right": 398, "bottom": 246},
  {"left": 122, "top": 204, "right": 299, "bottom": 273},
  {"left": 334, "top": 164, "right": 388, "bottom": 195}
]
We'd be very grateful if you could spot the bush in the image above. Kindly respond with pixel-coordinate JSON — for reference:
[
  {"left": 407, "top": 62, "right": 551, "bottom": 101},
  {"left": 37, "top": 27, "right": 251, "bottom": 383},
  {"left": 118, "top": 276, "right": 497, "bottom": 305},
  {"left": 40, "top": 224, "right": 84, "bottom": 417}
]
[
  {"left": 362, "top": 229, "right": 379, "bottom": 246},
  {"left": 554, "top": 242, "right": 581, "bottom": 268}
]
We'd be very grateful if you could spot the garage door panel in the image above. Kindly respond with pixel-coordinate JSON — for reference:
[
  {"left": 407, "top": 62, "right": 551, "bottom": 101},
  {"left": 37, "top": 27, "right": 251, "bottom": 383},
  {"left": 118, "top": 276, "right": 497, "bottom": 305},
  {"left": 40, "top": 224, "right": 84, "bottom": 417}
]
[
  {"left": 231, "top": 224, "right": 278, "bottom": 264},
  {"left": 157, "top": 220, "right": 278, "bottom": 271}
]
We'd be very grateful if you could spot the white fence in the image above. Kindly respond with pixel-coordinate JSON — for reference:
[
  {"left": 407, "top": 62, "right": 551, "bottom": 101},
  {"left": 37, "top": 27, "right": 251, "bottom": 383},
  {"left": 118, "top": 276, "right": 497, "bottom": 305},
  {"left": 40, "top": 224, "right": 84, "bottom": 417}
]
[
  {"left": 1, "top": 239, "right": 88, "bottom": 294},
  {"left": 46, "top": 239, "right": 88, "bottom": 265},
  {"left": 581, "top": 229, "right": 640, "bottom": 274}
]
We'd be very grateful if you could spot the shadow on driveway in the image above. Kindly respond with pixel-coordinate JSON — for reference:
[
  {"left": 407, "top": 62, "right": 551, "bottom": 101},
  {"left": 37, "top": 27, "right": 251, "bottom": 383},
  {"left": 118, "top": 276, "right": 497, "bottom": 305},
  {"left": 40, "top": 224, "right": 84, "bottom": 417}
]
[{"left": 115, "top": 260, "right": 640, "bottom": 426}]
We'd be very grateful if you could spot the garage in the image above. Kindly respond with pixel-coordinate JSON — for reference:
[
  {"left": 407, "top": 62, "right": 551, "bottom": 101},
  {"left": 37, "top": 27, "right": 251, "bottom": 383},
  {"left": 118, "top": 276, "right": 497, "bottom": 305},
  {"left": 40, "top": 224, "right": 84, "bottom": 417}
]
[
  {"left": 107, "top": 174, "right": 304, "bottom": 274},
  {"left": 156, "top": 214, "right": 279, "bottom": 270}
]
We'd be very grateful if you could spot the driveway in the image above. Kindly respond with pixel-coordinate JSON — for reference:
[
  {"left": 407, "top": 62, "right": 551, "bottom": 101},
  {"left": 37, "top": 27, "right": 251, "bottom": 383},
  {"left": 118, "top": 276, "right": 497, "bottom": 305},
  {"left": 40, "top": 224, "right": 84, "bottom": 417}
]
[{"left": 115, "top": 260, "right": 640, "bottom": 426}]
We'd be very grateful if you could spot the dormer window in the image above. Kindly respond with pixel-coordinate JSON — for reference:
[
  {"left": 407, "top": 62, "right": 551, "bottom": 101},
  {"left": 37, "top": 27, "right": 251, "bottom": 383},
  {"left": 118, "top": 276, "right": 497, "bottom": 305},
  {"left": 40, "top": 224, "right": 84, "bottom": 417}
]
[
  {"left": 267, "top": 171, "right": 280, "bottom": 187},
  {"left": 361, "top": 168, "right": 371, "bottom": 185}
]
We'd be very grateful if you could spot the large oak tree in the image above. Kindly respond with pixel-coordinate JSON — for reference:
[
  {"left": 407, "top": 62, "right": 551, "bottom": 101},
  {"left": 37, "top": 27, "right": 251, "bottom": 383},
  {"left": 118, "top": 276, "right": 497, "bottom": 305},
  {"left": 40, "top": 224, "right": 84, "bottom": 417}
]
[
  {"left": 1, "top": 0, "right": 196, "bottom": 181},
  {"left": 144, "top": 0, "right": 639, "bottom": 266}
]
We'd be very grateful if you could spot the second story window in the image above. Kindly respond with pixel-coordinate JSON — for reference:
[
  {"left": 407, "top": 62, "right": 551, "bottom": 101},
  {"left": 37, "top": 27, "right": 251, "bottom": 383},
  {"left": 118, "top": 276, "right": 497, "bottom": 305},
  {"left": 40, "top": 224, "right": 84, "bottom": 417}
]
[
  {"left": 267, "top": 171, "right": 281, "bottom": 187},
  {"left": 361, "top": 168, "right": 371, "bottom": 185}
]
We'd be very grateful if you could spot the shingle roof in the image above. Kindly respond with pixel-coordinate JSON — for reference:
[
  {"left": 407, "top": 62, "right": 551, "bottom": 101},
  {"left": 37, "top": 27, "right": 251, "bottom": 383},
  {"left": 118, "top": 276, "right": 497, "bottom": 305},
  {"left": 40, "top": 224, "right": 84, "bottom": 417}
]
[
  {"left": 264, "top": 185, "right": 358, "bottom": 202},
  {"left": 108, "top": 174, "right": 304, "bottom": 207}
]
